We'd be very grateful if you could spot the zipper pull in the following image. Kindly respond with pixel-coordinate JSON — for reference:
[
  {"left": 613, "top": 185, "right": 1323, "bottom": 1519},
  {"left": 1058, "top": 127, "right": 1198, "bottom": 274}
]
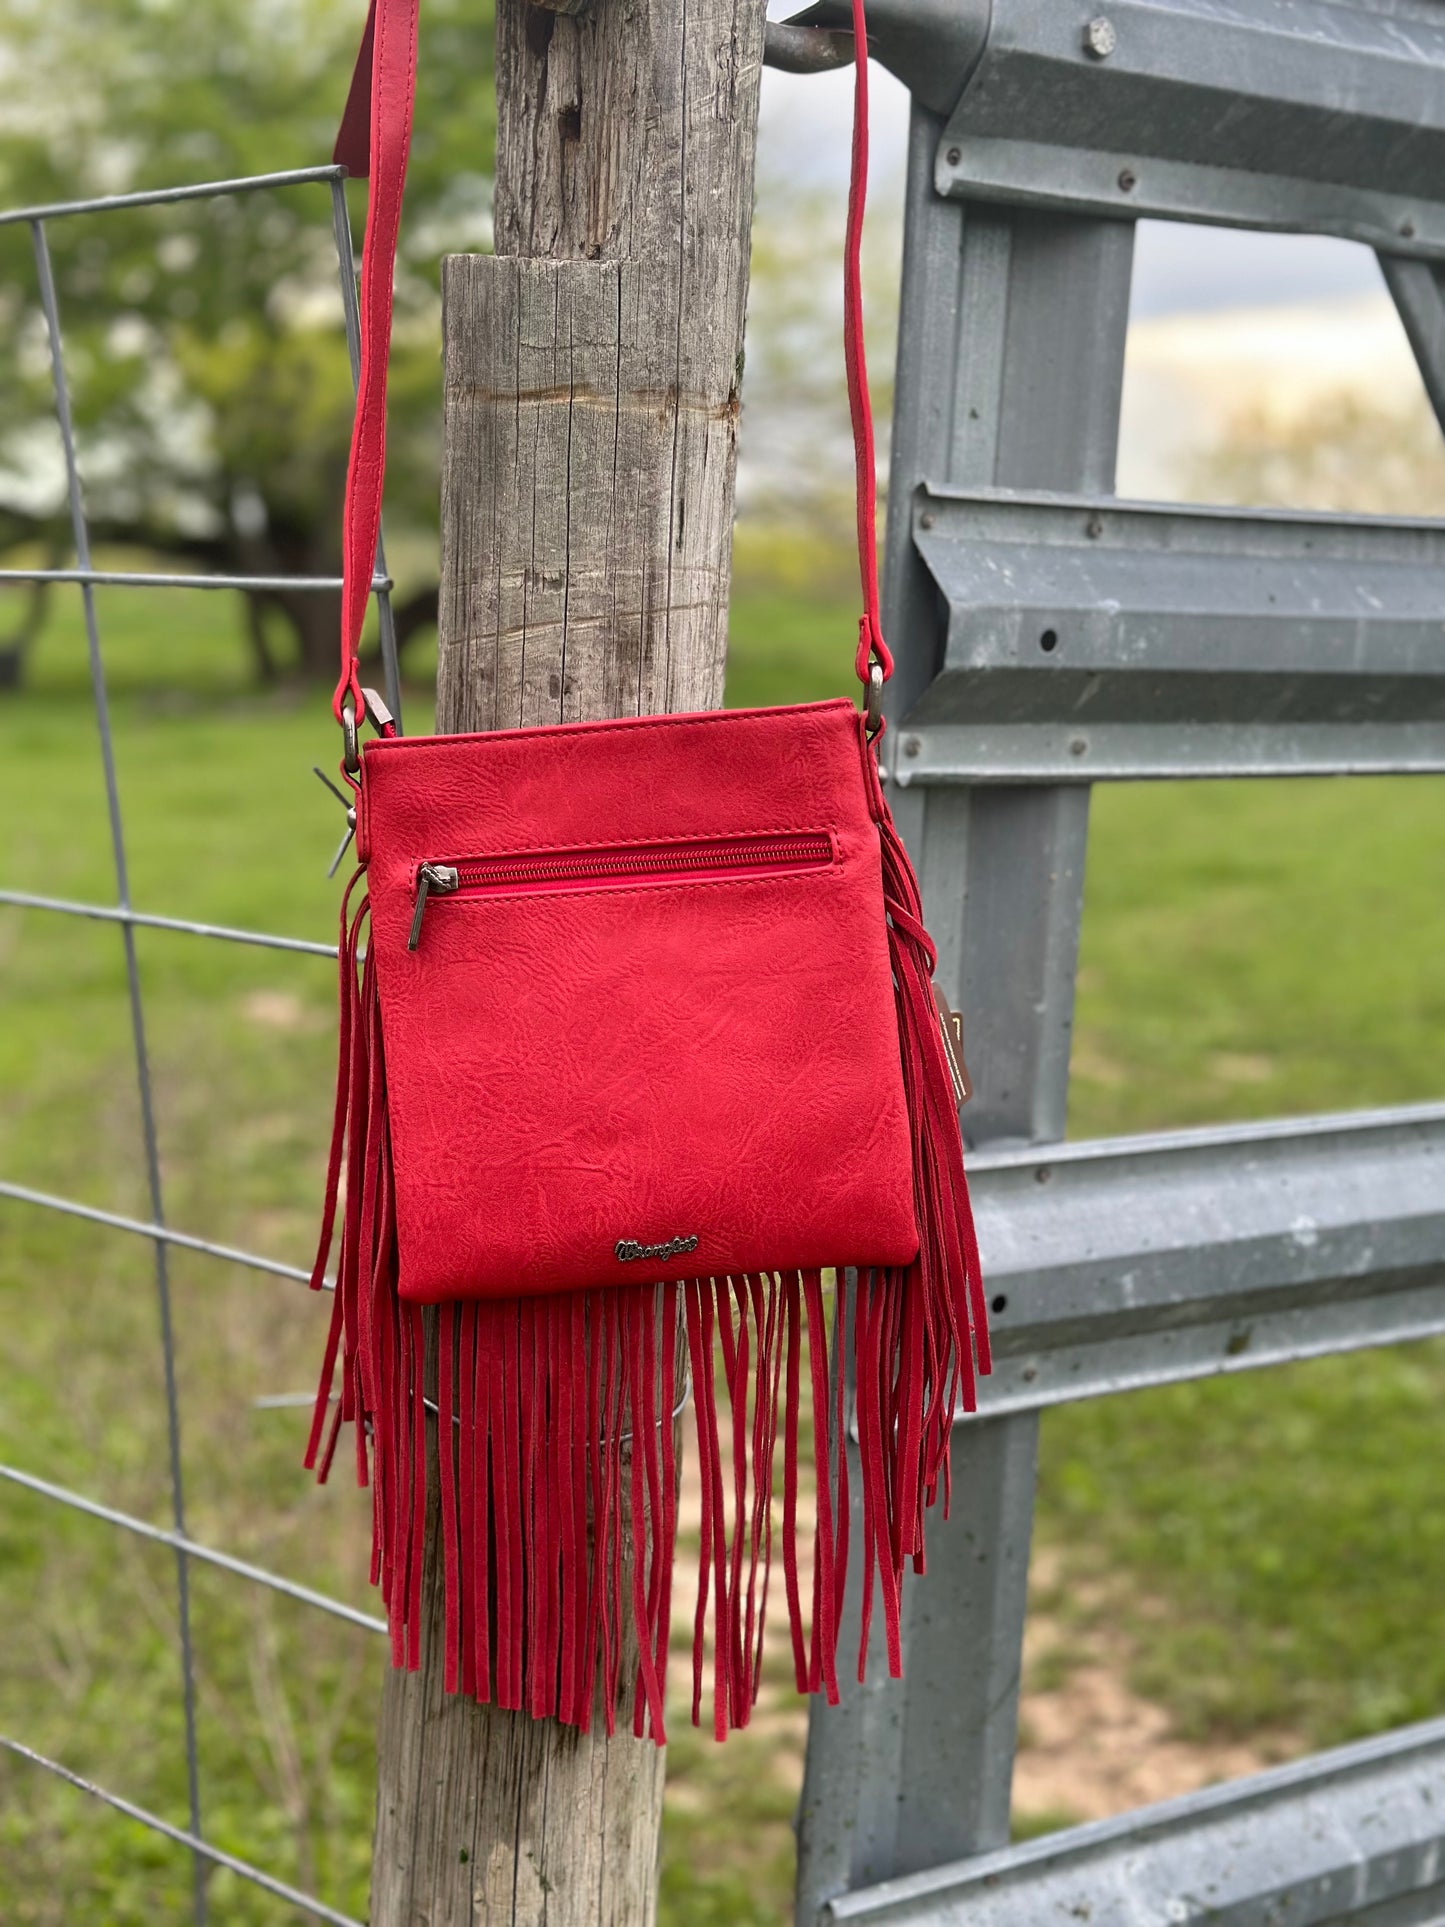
[{"left": 408, "top": 864, "right": 459, "bottom": 950}]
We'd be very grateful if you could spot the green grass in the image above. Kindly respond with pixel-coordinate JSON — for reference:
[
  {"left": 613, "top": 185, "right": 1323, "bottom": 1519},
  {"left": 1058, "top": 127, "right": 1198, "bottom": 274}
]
[
  {"left": 2, "top": 567, "right": 1444, "bottom": 1920},
  {"left": 0, "top": 583, "right": 388, "bottom": 1921},
  {"left": 1034, "top": 1346, "right": 1445, "bottom": 1749},
  {"left": 1070, "top": 778, "right": 1445, "bottom": 1133},
  {"left": 1041, "top": 764, "right": 1445, "bottom": 1755}
]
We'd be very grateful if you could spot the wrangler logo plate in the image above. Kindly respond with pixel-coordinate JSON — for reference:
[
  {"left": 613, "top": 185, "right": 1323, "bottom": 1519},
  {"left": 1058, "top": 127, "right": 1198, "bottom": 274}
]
[{"left": 615, "top": 1235, "right": 699, "bottom": 1264}]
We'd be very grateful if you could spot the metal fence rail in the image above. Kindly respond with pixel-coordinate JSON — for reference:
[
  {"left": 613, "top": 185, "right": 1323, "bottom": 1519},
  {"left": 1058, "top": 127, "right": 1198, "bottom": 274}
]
[
  {"left": 0, "top": 160, "right": 399, "bottom": 1925},
  {"left": 825, "top": 1716, "right": 1445, "bottom": 1925},
  {"left": 0, "top": 1739, "right": 366, "bottom": 1927}
]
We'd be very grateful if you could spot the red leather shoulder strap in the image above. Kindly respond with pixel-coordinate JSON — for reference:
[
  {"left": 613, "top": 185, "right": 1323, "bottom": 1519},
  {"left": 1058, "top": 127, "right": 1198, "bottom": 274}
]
[
  {"left": 332, "top": 0, "right": 889, "bottom": 723},
  {"left": 333, "top": 0, "right": 419, "bottom": 727},
  {"left": 843, "top": 0, "right": 892, "bottom": 689}
]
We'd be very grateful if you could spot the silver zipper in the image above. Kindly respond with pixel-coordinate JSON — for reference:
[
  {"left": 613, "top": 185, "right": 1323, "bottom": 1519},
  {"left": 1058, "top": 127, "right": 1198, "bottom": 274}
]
[
  {"left": 406, "top": 833, "right": 833, "bottom": 950},
  {"left": 407, "top": 864, "right": 460, "bottom": 950}
]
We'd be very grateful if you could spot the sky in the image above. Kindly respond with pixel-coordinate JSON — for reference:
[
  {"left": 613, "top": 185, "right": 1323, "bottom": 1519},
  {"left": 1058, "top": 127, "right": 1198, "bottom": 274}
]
[{"left": 756, "top": 60, "right": 1387, "bottom": 321}]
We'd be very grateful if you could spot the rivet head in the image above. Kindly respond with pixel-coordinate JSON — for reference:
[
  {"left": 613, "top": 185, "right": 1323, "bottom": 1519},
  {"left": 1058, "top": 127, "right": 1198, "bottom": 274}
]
[
  {"left": 1084, "top": 16, "right": 1116, "bottom": 57},
  {"left": 946, "top": 145, "right": 962, "bottom": 167},
  {"left": 919, "top": 510, "right": 935, "bottom": 530},
  {"left": 1070, "top": 736, "right": 1088, "bottom": 756},
  {"left": 903, "top": 735, "right": 922, "bottom": 758},
  {"left": 1117, "top": 167, "right": 1137, "bottom": 193}
]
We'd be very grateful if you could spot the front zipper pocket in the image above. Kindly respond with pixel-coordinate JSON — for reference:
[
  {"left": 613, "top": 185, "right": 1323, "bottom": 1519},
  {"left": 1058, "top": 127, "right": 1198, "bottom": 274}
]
[{"left": 407, "top": 831, "right": 835, "bottom": 950}]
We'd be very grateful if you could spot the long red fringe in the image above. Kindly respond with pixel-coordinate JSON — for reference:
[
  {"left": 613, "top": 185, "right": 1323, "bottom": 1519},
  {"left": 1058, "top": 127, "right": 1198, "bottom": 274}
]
[{"left": 308, "top": 809, "right": 987, "bottom": 1743}]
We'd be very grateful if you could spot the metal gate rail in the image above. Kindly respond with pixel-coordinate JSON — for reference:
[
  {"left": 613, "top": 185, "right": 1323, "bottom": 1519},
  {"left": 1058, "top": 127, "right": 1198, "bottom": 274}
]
[
  {"left": 968, "top": 1101, "right": 1445, "bottom": 1413},
  {"left": 794, "top": 2, "right": 1445, "bottom": 1920},
  {"left": 827, "top": 1716, "right": 1445, "bottom": 1925}
]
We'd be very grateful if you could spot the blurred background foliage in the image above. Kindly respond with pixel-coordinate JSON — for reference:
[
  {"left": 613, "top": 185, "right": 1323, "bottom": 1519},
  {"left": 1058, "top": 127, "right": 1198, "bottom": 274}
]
[
  {"left": 1194, "top": 387, "right": 1445, "bottom": 516},
  {"left": 0, "top": 0, "right": 494, "bottom": 688}
]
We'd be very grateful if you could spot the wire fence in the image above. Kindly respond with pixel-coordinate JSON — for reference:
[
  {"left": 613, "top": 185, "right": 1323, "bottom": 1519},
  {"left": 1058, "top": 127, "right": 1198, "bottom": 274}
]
[{"left": 0, "top": 162, "right": 401, "bottom": 1926}]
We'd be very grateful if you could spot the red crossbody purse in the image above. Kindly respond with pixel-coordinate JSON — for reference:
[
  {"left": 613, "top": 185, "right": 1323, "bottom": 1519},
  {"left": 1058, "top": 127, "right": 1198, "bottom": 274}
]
[{"left": 309, "top": 0, "right": 988, "bottom": 1744}]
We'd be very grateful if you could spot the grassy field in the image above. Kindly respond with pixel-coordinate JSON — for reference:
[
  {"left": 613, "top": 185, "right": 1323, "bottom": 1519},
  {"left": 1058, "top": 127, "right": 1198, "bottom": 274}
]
[{"left": 1, "top": 568, "right": 1443, "bottom": 1922}]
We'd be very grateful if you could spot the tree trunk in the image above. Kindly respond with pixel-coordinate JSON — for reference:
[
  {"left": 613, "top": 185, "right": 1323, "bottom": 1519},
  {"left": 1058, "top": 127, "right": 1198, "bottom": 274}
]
[
  {"left": 368, "top": 2, "right": 767, "bottom": 1921},
  {"left": 272, "top": 586, "right": 342, "bottom": 683}
]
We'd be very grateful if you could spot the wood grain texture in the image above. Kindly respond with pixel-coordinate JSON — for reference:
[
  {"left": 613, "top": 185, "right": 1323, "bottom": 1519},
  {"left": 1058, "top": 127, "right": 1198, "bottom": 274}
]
[
  {"left": 371, "top": 1, "right": 766, "bottom": 1920},
  {"left": 436, "top": 0, "right": 767, "bottom": 731},
  {"left": 437, "top": 254, "right": 734, "bottom": 731}
]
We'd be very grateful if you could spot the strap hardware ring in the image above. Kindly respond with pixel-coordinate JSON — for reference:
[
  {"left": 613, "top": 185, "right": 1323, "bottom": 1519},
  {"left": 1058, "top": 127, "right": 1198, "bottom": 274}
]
[
  {"left": 865, "top": 660, "right": 884, "bottom": 739},
  {"left": 341, "top": 697, "right": 361, "bottom": 775}
]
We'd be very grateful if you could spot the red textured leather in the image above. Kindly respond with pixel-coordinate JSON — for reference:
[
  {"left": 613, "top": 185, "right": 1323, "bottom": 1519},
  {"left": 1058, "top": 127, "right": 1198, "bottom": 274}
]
[
  {"left": 359, "top": 699, "right": 920, "bottom": 1300},
  {"left": 842, "top": 0, "right": 892, "bottom": 686},
  {"left": 331, "top": 0, "right": 928, "bottom": 1305},
  {"left": 332, "top": 0, "right": 417, "bottom": 727},
  {"left": 311, "top": 0, "right": 990, "bottom": 1741},
  {"left": 332, "top": 0, "right": 885, "bottom": 722}
]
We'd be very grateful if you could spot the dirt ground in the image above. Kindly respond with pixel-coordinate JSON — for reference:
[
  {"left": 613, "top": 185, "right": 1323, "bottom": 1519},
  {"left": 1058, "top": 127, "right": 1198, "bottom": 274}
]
[{"left": 1011, "top": 1571, "right": 1299, "bottom": 1825}]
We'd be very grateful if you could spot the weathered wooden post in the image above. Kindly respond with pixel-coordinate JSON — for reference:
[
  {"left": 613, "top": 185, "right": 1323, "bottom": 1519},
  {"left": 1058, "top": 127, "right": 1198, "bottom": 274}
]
[{"left": 369, "top": 0, "right": 767, "bottom": 1917}]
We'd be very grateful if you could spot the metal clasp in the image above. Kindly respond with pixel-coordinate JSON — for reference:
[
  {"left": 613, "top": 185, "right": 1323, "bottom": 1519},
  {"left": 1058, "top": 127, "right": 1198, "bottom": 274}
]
[
  {"left": 341, "top": 686, "right": 395, "bottom": 778},
  {"left": 865, "top": 659, "right": 884, "bottom": 739},
  {"left": 340, "top": 696, "right": 361, "bottom": 775}
]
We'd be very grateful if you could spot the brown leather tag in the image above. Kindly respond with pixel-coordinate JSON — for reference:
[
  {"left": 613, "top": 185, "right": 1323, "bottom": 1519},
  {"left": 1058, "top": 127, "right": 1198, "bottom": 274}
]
[{"left": 932, "top": 984, "right": 973, "bottom": 1107}]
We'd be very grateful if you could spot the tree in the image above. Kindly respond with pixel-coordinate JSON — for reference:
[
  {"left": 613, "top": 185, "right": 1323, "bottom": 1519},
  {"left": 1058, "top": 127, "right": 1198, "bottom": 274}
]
[
  {"left": 0, "top": 0, "right": 495, "bottom": 684},
  {"left": 1190, "top": 384, "right": 1445, "bottom": 518}
]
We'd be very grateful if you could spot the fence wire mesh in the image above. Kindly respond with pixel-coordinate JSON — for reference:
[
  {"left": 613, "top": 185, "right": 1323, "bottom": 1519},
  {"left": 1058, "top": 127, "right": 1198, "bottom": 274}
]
[{"left": 0, "top": 161, "right": 398, "bottom": 1926}]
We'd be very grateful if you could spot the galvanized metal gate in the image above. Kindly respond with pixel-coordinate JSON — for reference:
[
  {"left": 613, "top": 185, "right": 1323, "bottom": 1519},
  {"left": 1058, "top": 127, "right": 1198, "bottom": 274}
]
[{"left": 792, "top": 2, "right": 1445, "bottom": 1920}]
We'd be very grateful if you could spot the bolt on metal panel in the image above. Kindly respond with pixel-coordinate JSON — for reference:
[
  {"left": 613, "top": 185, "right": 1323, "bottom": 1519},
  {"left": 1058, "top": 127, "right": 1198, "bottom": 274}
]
[
  {"left": 889, "top": 488, "right": 1445, "bottom": 781},
  {"left": 936, "top": 0, "right": 1445, "bottom": 254}
]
